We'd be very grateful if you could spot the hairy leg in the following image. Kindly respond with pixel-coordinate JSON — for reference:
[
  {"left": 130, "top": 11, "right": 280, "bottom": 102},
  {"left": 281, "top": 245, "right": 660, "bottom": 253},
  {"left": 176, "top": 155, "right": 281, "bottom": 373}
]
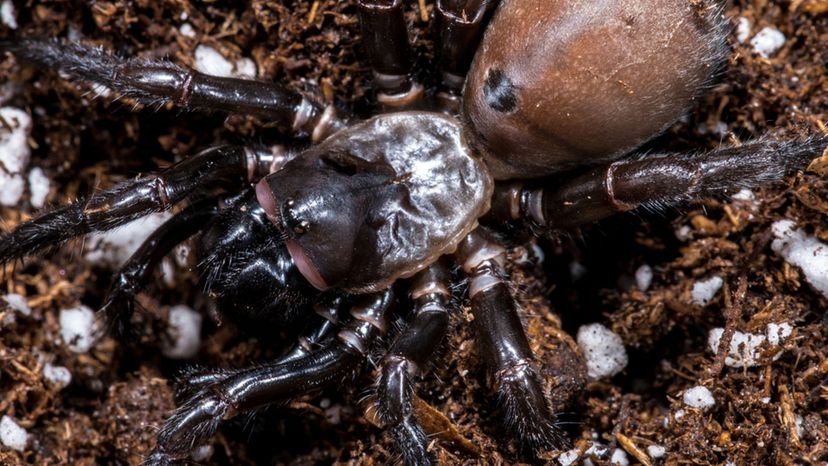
[
  {"left": 0, "top": 145, "right": 270, "bottom": 264},
  {"left": 455, "top": 229, "right": 568, "bottom": 453},
  {"left": 377, "top": 262, "right": 452, "bottom": 465},
  {"left": 490, "top": 136, "right": 828, "bottom": 228},
  {"left": 147, "top": 290, "right": 394, "bottom": 465},
  {"left": 1, "top": 39, "right": 344, "bottom": 140},
  {"left": 100, "top": 200, "right": 219, "bottom": 338},
  {"left": 175, "top": 295, "right": 345, "bottom": 401}
]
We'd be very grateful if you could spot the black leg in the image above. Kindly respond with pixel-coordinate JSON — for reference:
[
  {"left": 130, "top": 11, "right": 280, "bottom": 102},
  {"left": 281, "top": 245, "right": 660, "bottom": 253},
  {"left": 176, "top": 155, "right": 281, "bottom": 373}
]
[
  {"left": 357, "top": 0, "right": 424, "bottom": 110},
  {"left": 0, "top": 145, "right": 253, "bottom": 264},
  {"left": 279, "top": 295, "right": 344, "bottom": 363},
  {"left": 434, "top": 0, "right": 499, "bottom": 111},
  {"left": 174, "top": 295, "right": 343, "bottom": 401},
  {"left": 490, "top": 136, "right": 828, "bottom": 228},
  {"left": 378, "top": 262, "right": 451, "bottom": 466},
  {"left": 455, "top": 229, "right": 567, "bottom": 453},
  {"left": 100, "top": 200, "right": 219, "bottom": 339},
  {"left": 1, "top": 39, "right": 345, "bottom": 140},
  {"left": 148, "top": 290, "right": 394, "bottom": 465}
]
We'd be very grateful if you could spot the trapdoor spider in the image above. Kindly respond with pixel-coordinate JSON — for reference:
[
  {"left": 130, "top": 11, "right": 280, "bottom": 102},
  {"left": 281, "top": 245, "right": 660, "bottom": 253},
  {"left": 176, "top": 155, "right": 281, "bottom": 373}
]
[{"left": 1, "top": 0, "right": 826, "bottom": 464}]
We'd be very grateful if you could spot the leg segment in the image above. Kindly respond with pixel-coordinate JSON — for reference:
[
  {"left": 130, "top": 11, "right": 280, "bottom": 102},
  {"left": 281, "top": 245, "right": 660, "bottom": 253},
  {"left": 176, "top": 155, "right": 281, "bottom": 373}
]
[
  {"left": 175, "top": 295, "right": 343, "bottom": 401},
  {"left": 455, "top": 229, "right": 566, "bottom": 452},
  {"left": 148, "top": 290, "right": 394, "bottom": 465},
  {"left": 434, "top": 0, "right": 499, "bottom": 110},
  {"left": 0, "top": 145, "right": 257, "bottom": 264},
  {"left": 357, "top": 0, "right": 424, "bottom": 109},
  {"left": 278, "top": 295, "right": 344, "bottom": 363},
  {"left": 100, "top": 200, "right": 219, "bottom": 338},
  {"left": 378, "top": 262, "right": 452, "bottom": 466},
  {"left": 1, "top": 39, "right": 344, "bottom": 140},
  {"left": 491, "top": 136, "right": 828, "bottom": 228}
]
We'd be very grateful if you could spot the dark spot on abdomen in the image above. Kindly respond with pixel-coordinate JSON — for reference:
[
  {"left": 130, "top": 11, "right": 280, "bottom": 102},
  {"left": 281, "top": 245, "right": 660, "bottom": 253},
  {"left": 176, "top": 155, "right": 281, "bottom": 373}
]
[{"left": 483, "top": 68, "right": 518, "bottom": 113}]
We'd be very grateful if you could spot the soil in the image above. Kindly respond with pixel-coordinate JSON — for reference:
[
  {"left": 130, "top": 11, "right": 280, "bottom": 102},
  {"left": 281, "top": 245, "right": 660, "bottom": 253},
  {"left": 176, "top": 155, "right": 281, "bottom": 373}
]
[{"left": 0, "top": 1, "right": 826, "bottom": 465}]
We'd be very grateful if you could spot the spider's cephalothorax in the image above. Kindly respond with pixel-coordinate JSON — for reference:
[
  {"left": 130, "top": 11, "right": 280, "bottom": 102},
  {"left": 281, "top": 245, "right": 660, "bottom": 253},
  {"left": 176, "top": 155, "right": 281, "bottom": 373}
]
[{"left": 1, "top": 0, "right": 826, "bottom": 464}]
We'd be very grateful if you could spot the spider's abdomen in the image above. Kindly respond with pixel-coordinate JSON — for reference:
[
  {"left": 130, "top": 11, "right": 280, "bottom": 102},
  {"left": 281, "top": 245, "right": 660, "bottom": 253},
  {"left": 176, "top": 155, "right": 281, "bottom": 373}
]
[
  {"left": 463, "top": 0, "right": 728, "bottom": 180},
  {"left": 256, "top": 112, "right": 493, "bottom": 294}
]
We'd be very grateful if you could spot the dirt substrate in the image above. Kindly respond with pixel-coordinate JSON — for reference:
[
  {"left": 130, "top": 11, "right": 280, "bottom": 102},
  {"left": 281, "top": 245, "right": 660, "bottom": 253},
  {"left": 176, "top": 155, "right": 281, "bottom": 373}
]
[{"left": 1, "top": 1, "right": 827, "bottom": 465}]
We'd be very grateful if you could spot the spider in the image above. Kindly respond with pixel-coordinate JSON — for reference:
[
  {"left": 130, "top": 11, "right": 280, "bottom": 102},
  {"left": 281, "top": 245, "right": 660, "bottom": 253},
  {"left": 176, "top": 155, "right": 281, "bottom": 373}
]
[{"left": 1, "top": 0, "right": 825, "bottom": 464}]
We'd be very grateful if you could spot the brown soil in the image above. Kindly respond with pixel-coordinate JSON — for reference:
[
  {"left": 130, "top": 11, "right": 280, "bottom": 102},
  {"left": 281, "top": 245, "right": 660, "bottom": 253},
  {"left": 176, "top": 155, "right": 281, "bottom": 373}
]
[{"left": 1, "top": 1, "right": 827, "bottom": 465}]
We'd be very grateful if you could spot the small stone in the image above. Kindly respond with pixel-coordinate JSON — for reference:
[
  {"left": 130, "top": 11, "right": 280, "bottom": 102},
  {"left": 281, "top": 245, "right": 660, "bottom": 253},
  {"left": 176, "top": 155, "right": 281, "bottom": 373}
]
[
  {"left": 771, "top": 220, "right": 828, "bottom": 299},
  {"left": 647, "top": 444, "right": 666, "bottom": 458},
  {"left": 27, "top": 167, "right": 50, "bottom": 208},
  {"left": 577, "top": 323, "right": 628, "bottom": 380},
  {"left": 558, "top": 449, "right": 579, "bottom": 466},
  {"left": 59, "top": 305, "right": 98, "bottom": 353},
  {"left": 707, "top": 328, "right": 767, "bottom": 368},
  {"left": 736, "top": 17, "right": 751, "bottom": 43},
  {"left": 162, "top": 305, "right": 203, "bottom": 359},
  {"left": 767, "top": 322, "right": 793, "bottom": 346},
  {"left": 191, "top": 444, "right": 213, "bottom": 462},
  {"left": 634, "top": 264, "right": 653, "bottom": 291},
  {"left": 2, "top": 294, "right": 30, "bottom": 316},
  {"left": 683, "top": 385, "right": 716, "bottom": 410},
  {"left": 750, "top": 27, "right": 786, "bottom": 58},
  {"left": 610, "top": 448, "right": 629, "bottom": 466},
  {"left": 43, "top": 363, "right": 72, "bottom": 389},
  {"left": 179, "top": 23, "right": 196, "bottom": 38},
  {"left": 691, "top": 276, "right": 723, "bottom": 306},
  {"left": 0, "top": 415, "right": 27, "bottom": 451},
  {"left": 0, "top": 0, "right": 17, "bottom": 29}
]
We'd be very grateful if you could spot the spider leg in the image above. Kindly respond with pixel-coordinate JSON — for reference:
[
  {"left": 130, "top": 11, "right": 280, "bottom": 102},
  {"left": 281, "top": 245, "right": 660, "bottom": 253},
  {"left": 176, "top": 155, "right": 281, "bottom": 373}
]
[
  {"left": 378, "top": 262, "right": 451, "bottom": 466},
  {"left": 1, "top": 39, "right": 344, "bottom": 140},
  {"left": 491, "top": 136, "right": 828, "bottom": 228},
  {"left": 174, "top": 295, "right": 344, "bottom": 400},
  {"left": 435, "top": 0, "right": 499, "bottom": 109},
  {"left": 147, "top": 290, "right": 394, "bottom": 465},
  {"left": 0, "top": 144, "right": 260, "bottom": 264},
  {"left": 100, "top": 200, "right": 219, "bottom": 339},
  {"left": 455, "top": 229, "right": 568, "bottom": 454},
  {"left": 357, "top": 0, "right": 424, "bottom": 109}
]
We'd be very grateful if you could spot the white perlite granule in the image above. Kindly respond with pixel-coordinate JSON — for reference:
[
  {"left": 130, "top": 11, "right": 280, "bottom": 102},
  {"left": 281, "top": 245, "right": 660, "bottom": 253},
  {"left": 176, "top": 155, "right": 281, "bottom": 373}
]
[
  {"left": 750, "top": 26, "right": 786, "bottom": 58},
  {"left": 771, "top": 220, "right": 828, "bottom": 299},
  {"left": 2, "top": 293, "right": 30, "bottom": 316},
  {"left": 84, "top": 212, "right": 172, "bottom": 267},
  {"left": 767, "top": 322, "right": 793, "bottom": 346},
  {"left": 28, "top": 167, "right": 50, "bottom": 209},
  {"left": 691, "top": 275, "right": 723, "bottom": 306},
  {"left": 162, "top": 305, "right": 203, "bottom": 359},
  {"left": 0, "top": 0, "right": 17, "bottom": 29},
  {"left": 647, "top": 444, "right": 666, "bottom": 458},
  {"left": 577, "top": 323, "right": 628, "bottom": 380},
  {"left": 191, "top": 444, "right": 214, "bottom": 462},
  {"left": 0, "top": 107, "right": 32, "bottom": 206},
  {"left": 736, "top": 17, "right": 751, "bottom": 43},
  {"left": 708, "top": 328, "right": 765, "bottom": 368},
  {"left": 683, "top": 385, "right": 715, "bottom": 410},
  {"left": 179, "top": 23, "right": 196, "bottom": 38},
  {"left": 0, "top": 415, "right": 27, "bottom": 451},
  {"left": 635, "top": 264, "right": 653, "bottom": 291},
  {"left": 43, "top": 363, "right": 72, "bottom": 389},
  {"left": 59, "top": 305, "right": 98, "bottom": 353},
  {"left": 610, "top": 448, "right": 629, "bottom": 466},
  {"left": 707, "top": 323, "right": 793, "bottom": 368},
  {"left": 558, "top": 449, "right": 579, "bottom": 466},
  {"left": 194, "top": 45, "right": 257, "bottom": 79}
]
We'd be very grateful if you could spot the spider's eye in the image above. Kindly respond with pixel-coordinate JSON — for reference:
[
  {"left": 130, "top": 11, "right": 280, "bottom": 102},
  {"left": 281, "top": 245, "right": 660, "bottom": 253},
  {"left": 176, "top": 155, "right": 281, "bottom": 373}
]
[{"left": 282, "top": 198, "right": 310, "bottom": 235}]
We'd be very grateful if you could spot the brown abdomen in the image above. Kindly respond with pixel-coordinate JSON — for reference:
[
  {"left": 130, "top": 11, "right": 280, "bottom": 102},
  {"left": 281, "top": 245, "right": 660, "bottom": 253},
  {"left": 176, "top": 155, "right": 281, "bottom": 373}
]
[{"left": 463, "top": 0, "right": 727, "bottom": 180}]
